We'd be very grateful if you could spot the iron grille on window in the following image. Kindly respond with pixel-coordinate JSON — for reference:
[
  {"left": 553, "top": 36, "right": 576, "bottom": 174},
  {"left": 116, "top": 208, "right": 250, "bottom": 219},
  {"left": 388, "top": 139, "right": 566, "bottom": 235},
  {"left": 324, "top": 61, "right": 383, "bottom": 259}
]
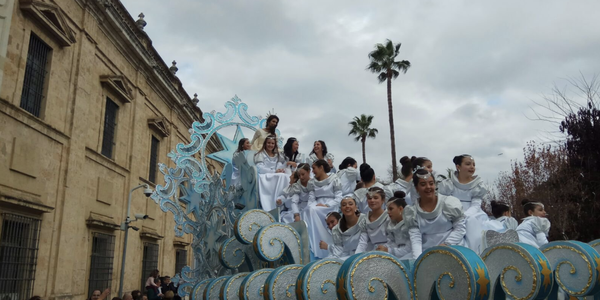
[
  {"left": 148, "top": 136, "right": 160, "bottom": 183},
  {"left": 101, "top": 98, "right": 119, "bottom": 158},
  {"left": 175, "top": 249, "right": 188, "bottom": 275},
  {"left": 20, "top": 34, "right": 51, "bottom": 117},
  {"left": 88, "top": 233, "right": 115, "bottom": 298},
  {"left": 141, "top": 242, "right": 159, "bottom": 290},
  {"left": 0, "top": 213, "right": 41, "bottom": 300}
]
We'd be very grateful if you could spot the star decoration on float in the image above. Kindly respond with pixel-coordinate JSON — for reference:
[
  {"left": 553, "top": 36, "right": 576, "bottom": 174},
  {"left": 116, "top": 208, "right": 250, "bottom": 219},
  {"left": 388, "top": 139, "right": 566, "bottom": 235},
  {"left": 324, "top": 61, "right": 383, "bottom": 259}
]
[
  {"left": 179, "top": 182, "right": 203, "bottom": 215},
  {"left": 537, "top": 255, "right": 553, "bottom": 289},
  {"left": 595, "top": 256, "right": 600, "bottom": 282},
  {"left": 207, "top": 125, "right": 245, "bottom": 166},
  {"left": 475, "top": 263, "right": 489, "bottom": 299},
  {"left": 337, "top": 272, "right": 349, "bottom": 300}
]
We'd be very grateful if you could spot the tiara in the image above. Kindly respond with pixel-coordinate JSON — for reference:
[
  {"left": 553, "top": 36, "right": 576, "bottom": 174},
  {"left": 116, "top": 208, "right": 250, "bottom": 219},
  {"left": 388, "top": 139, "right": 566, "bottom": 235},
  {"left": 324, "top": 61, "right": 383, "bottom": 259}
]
[
  {"left": 266, "top": 135, "right": 277, "bottom": 140},
  {"left": 412, "top": 165, "right": 426, "bottom": 174},
  {"left": 527, "top": 202, "right": 544, "bottom": 209},
  {"left": 266, "top": 108, "right": 277, "bottom": 118},
  {"left": 367, "top": 191, "right": 378, "bottom": 198}
]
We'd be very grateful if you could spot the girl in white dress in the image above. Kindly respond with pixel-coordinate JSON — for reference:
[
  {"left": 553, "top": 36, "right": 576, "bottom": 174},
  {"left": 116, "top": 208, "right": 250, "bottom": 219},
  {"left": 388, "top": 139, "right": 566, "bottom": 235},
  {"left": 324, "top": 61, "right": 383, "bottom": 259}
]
[
  {"left": 250, "top": 115, "right": 279, "bottom": 151},
  {"left": 353, "top": 163, "right": 384, "bottom": 213},
  {"left": 485, "top": 201, "right": 518, "bottom": 232},
  {"left": 306, "top": 140, "right": 336, "bottom": 173},
  {"left": 231, "top": 138, "right": 251, "bottom": 187},
  {"left": 254, "top": 135, "right": 290, "bottom": 211},
  {"left": 438, "top": 154, "right": 489, "bottom": 254},
  {"left": 376, "top": 191, "right": 412, "bottom": 260},
  {"left": 356, "top": 187, "right": 390, "bottom": 253},
  {"left": 336, "top": 157, "right": 360, "bottom": 197},
  {"left": 517, "top": 199, "right": 550, "bottom": 248},
  {"left": 283, "top": 137, "right": 305, "bottom": 174},
  {"left": 276, "top": 172, "right": 299, "bottom": 223},
  {"left": 405, "top": 168, "right": 467, "bottom": 259},
  {"left": 385, "top": 156, "right": 414, "bottom": 204},
  {"left": 290, "top": 163, "right": 311, "bottom": 222},
  {"left": 302, "top": 159, "right": 343, "bottom": 259},
  {"left": 325, "top": 212, "right": 341, "bottom": 230},
  {"left": 320, "top": 197, "right": 367, "bottom": 260}
]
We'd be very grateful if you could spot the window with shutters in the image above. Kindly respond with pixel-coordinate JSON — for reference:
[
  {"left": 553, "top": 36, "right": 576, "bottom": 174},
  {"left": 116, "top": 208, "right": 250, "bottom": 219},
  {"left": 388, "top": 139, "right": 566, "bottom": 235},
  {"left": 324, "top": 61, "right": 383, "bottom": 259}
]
[
  {"left": 101, "top": 98, "right": 119, "bottom": 158},
  {"left": 0, "top": 213, "right": 41, "bottom": 300},
  {"left": 20, "top": 34, "right": 51, "bottom": 118},
  {"left": 88, "top": 233, "right": 115, "bottom": 298},
  {"left": 148, "top": 136, "right": 160, "bottom": 183},
  {"left": 141, "top": 242, "right": 159, "bottom": 290},
  {"left": 175, "top": 249, "right": 188, "bottom": 275}
]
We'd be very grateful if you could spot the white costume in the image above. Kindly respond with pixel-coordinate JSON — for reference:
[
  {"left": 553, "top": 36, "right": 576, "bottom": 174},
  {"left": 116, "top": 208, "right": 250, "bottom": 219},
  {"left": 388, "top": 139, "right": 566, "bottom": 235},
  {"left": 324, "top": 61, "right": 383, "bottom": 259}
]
[
  {"left": 328, "top": 214, "right": 367, "bottom": 260},
  {"left": 483, "top": 216, "right": 518, "bottom": 233},
  {"left": 284, "top": 152, "right": 306, "bottom": 174},
  {"left": 289, "top": 181, "right": 310, "bottom": 218},
  {"left": 517, "top": 216, "right": 550, "bottom": 248},
  {"left": 438, "top": 172, "right": 489, "bottom": 254},
  {"left": 307, "top": 152, "right": 336, "bottom": 174},
  {"left": 404, "top": 195, "right": 467, "bottom": 259},
  {"left": 231, "top": 151, "right": 243, "bottom": 187},
  {"left": 356, "top": 211, "right": 390, "bottom": 253},
  {"left": 385, "top": 219, "right": 412, "bottom": 260},
  {"left": 302, "top": 176, "right": 343, "bottom": 259},
  {"left": 384, "top": 178, "right": 413, "bottom": 205},
  {"left": 352, "top": 182, "right": 384, "bottom": 213},
  {"left": 336, "top": 167, "right": 360, "bottom": 197},
  {"left": 250, "top": 129, "right": 275, "bottom": 151},
  {"left": 254, "top": 151, "right": 290, "bottom": 212},
  {"left": 276, "top": 184, "right": 297, "bottom": 223}
]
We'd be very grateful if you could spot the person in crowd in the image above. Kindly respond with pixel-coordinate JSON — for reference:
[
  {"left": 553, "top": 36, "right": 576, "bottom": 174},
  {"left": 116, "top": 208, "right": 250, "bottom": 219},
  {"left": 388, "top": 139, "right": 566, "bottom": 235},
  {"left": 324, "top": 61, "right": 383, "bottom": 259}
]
[
  {"left": 307, "top": 140, "right": 335, "bottom": 173},
  {"left": 29, "top": 297, "right": 42, "bottom": 300},
  {"left": 145, "top": 269, "right": 160, "bottom": 292},
  {"left": 276, "top": 171, "right": 299, "bottom": 223},
  {"left": 336, "top": 157, "right": 360, "bottom": 197},
  {"left": 283, "top": 137, "right": 305, "bottom": 173},
  {"left": 325, "top": 211, "right": 342, "bottom": 230},
  {"left": 353, "top": 163, "right": 384, "bottom": 212},
  {"left": 376, "top": 191, "right": 412, "bottom": 259},
  {"left": 438, "top": 154, "right": 489, "bottom": 254},
  {"left": 290, "top": 163, "right": 311, "bottom": 222},
  {"left": 122, "top": 293, "right": 133, "bottom": 300},
  {"left": 321, "top": 197, "right": 366, "bottom": 260},
  {"left": 131, "top": 290, "right": 142, "bottom": 300},
  {"left": 404, "top": 168, "right": 467, "bottom": 259},
  {"left": 231, "top": 138, "right": 251, "bottom": 187},
  {"left": 160, "top": 276, "right": 180, "bottom": 300},
  {"left": 302, "top": 159, "right": 343, "bottom": 259},
  {"left": 485, "top": 200, "right": 518, "bottom": 232},
  {"left": 517, "top": 199, "right": 550, "bottom": 248},
  {"left": 385, "top": 156, "right": 415, "bottom": 204},
  {"left": 254, "top": 135, "right": 290, "bottom": 211},
  {"left": 356, "top": 187, "right": 390, "bottom": 253},
  {"left": 112, "top": 298, "right": 122, "bottom": 300},
  {"left": 146, "top": 278, "right": 163, "bottom": 300},
  {"left": 163, "top": 291, "right": 174, "bottom": 300},
  {"left": 250, "top": 115, "right": 279, "bottom": 151}
]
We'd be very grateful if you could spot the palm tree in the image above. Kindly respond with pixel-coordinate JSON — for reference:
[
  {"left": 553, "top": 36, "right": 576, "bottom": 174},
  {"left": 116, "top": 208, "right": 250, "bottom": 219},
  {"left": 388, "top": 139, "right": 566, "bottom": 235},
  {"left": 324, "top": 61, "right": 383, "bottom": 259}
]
[
  {"left": 348, "top": 114, "right": 379, "bottom": 164},
  {"left": 367, "top": 39, "right": 410, "bottom": 181}
]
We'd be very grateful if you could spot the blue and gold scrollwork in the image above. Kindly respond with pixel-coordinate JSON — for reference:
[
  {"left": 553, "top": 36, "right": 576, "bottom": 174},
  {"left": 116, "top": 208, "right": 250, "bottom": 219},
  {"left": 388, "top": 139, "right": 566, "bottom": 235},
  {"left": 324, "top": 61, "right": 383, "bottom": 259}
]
[
  {"left": 541, "top": 241, "right": 600, "bottom": 298},
  {"left": 296, "top": 258, "right": 343, "bottom": 300},
  {"left": 219, "top": 236, "right": 263, "bottom": 272},
  {"left": 481, "top": 243, "right": 553, "bottom": 300},
  {"left": 203, "top": 276, "right": 229, "bottom": 300},
  {"left": 263, "top": 264, "right": 304, "bottom": 300},
  {"left": 413, "top": 246, "right": 491, "bottom": 300},
  {"left": 336, "top": 251, "right": 412, "bottom": 300},
  {"left": 253, "top": 223, "right": 304, "bottom": 265},
  {"left": 220, "top": 272, "right": 249, "bottom": 300},
  {"left": 239, "top": 269, "right": 274, "bottom": 300},
  {"left": 234, "top": 209, "right": 276, "bottom": 244},
  {"left": 191, "top": 279, "right": 212, "bottom": 300}
]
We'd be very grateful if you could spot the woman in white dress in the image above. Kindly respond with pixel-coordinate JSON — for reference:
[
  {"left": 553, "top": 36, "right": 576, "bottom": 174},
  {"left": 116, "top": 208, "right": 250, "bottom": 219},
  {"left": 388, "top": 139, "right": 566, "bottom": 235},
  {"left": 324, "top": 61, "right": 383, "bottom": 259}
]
[
  {"left": 405, "top": 168, "right": 467, "bottom": 259},
  {"left": 336, "top": 157, "right": 360, "bottom": 197},
  {"left": 306, "top": 140, "right": 336, "bottom": 173},
  {"left": 376, "top": 191, "right": 412, "bottom": 260},
  {"left": 385, "top": 156, "right": 414, "bottom": 204},
  {"left": 320, "top": 197, "right": 367, "bottom": 260},
  {"left": 250, "top": 115, "right": 279, "bottom": 151},
  {"left": 253, "top": 135, "right": 289, "bottom": 211},
  {"left": 276, "top": 172, "right": 299, "bottom": 223},
  {"left": 290, "top": 163, "right": 311, "bottom": 222},
  {"left": 356, "top": 187, "right": 390, "bottom": 253},
  {"left": 302, "top": 159, "right": 343, "bottom": 259},
  {"left": 283, "top": 137, "right": 305, "bottom": 174},
  {"left": 485, "top": 201, "right": 518, "bottom": 232},
  {"left": 231, "top": 138, "right": 251, "bottom": 187},
  {"left": 517, "top": 199, "right": 550, "bottom": 248},
  {"left": 438, "top": 154, "right": 489, "bottom": 254},
  {"left": 353, "top": 163, "right": 384, "bottom": 213}
]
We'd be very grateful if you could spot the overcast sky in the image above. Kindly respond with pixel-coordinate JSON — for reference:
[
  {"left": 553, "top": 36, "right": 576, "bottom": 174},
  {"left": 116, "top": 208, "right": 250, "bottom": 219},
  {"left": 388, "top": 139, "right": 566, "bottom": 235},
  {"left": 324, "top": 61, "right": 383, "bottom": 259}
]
[{"left": 121, "top": 0, "right": 600, "bottom": 185}]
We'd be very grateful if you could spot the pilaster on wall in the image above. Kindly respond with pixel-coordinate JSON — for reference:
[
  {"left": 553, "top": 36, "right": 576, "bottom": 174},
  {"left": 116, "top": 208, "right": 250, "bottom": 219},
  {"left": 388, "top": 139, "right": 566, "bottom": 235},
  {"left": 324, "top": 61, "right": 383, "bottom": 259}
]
[{"left": 0, "top": 0, "right": 16, "bottom": 93}]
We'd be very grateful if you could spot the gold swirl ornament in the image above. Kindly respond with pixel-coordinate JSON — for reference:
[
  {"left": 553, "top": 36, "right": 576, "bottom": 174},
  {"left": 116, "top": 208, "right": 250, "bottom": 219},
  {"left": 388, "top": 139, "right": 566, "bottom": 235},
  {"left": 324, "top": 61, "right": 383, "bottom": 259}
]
[{"left": 541, "top": 241, "right": 600, "bottom": 297}]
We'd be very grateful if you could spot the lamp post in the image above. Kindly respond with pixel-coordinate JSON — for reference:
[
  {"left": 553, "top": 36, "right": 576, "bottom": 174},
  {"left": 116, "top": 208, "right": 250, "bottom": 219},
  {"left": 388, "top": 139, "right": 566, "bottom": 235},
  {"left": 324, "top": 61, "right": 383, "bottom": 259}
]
[{"left": 118, "top": 184, "right": 152, "bottom": 297}]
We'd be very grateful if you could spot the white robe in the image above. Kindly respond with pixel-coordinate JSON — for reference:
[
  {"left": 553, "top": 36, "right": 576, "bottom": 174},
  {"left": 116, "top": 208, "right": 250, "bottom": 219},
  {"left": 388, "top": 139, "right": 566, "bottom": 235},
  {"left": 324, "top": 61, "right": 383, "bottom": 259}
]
[
  {"left": 517, "top": 216, "right": 550, "bottom": 248},
  {"left": 277, "top": 184, "right": 296, "bottom": 223},
  {"left": 404, "top": 195, "right": 467, "bottom": 259},
  {"left": 336, "top": 167, "right": 360, "bottom": 197},
  {"left": 356, "top": 211, "right": 390, "bottom": 253},
  {"left": 384, "top": 178, "right": 414, "bottom": 206},
  {"left": 302, "top": 176, "right": 343, "bottom": 259},
  {"left": 385, "top": 219, "right": 412, "bottom": 260},
  {"left": 352, "top": 182, "right": 384, "bottom": 213},
  {"left": 254, "top": 151, "right": 290, "bottom": 212},
  {"left": 290, "top": 182, "right": 310, "bottom": 216},
  {"left": 250, "top": 129, "right": 275, "bottom": 151},
  {"left": 231, "top": 152, "right": 243, "bottom": 187},
  {"left": 483, "top": 216, "right": 518, "bottom": 233},
  {"left": 306, "top": 152, "right": 337, "bottom": 174},
  {"left": 438, "top": 172, "right": 489, "bottom": 254},
  {"left": 328, "top": 214, "right": 367, "bottom": 260},
  {"left": 284, "top": 152, "right": 306, "bottom": 174}
]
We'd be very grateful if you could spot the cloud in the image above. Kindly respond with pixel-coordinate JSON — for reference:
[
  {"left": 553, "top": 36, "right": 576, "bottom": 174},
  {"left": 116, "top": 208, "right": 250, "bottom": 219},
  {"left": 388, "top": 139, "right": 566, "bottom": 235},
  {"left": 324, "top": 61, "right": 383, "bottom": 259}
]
[{"left": 122, "top": 0, "right": 600, "bottom": 186}]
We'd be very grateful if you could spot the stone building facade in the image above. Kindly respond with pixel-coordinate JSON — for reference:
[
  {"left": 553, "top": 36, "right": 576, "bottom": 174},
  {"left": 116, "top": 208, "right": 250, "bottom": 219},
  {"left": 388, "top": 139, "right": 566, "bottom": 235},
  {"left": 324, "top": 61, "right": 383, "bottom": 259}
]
[{"left": 0, "top": 0, "right": 219, "bottom": 299}]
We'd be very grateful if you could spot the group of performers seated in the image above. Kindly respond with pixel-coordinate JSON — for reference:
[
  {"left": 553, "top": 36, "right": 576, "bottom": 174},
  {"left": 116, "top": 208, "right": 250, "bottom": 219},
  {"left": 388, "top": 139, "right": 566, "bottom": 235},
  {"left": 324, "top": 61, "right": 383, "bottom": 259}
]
[{"left": 231, "top": 118, "right": 551, "bottom": 260}]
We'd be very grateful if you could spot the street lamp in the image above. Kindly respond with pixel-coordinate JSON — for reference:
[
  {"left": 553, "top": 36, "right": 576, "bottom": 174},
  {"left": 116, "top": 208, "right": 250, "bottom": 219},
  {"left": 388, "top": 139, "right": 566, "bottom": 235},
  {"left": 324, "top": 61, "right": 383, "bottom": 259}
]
[{"left": 118, "top": 184, "right": 153, "bottom": 297}]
